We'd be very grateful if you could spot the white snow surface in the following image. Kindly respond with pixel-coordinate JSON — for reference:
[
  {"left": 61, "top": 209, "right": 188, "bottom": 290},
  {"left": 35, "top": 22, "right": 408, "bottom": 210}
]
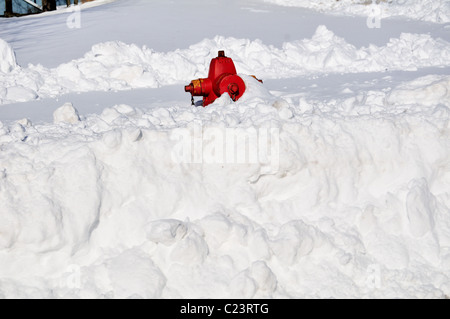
[
  {"left": 263, "top": 0, "right": 450, "bottom": 24},
  {"left": 0, "top": 0, "right": 450, "bottom": 299}
]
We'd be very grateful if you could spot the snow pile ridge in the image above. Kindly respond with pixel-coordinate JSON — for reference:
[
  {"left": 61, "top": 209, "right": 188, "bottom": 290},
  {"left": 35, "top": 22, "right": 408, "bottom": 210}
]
[
  {"left": 1, "top": 26, "right": 450, "bottom": 105},
  {"left": 1, "top": 76, "right": 450, "bottom": 298},
  {"left": 0, "top": 38, "right": 17, "bottom": 74}
]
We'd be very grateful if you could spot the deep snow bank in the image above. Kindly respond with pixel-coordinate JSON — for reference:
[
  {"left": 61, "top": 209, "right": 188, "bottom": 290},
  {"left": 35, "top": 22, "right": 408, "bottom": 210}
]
[
  {"left": 1, "top": 25, "right": 450, "bottom": 105},
  {"left": 0, "top": 75, "right": 449, "bottom": 298},
  {"left": 262, "top": 0, "right": 450, "bottom": 24}
]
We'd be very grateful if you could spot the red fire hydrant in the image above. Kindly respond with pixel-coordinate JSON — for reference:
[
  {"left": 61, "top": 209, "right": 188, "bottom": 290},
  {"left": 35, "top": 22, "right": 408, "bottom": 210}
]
[{"left": 184, "top": 50, "right": 260, "bottom": 107}]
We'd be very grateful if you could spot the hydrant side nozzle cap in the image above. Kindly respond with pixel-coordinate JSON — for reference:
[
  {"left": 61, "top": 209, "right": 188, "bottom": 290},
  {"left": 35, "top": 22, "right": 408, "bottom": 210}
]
[{"left": 218, "top": 50, "right": 225, "bottom": 57}]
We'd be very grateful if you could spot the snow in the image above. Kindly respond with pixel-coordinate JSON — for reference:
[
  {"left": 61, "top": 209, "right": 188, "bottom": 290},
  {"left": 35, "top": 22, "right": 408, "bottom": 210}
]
[
  {"left": 0, "top": 38, "right": 16, "bottom": 74},
  {"left": 1, "top": 26, "right": 450, "bottom": 105},
  {"left": 387, "top": 74, "right": 450, "bottom": 106},
  {"left": 264, "top": 0, "right": 450, "bottom": 24},
  {"left": 0, "top": 0, "right": 450, "bottom": 299},
  {"left": 53, "top": 102, "right": 81, "bottom": 124}
]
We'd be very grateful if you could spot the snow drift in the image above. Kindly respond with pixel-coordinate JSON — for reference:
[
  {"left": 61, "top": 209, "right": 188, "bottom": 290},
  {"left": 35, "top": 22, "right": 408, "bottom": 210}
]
[
  {"left": 1, "top": 25, "right": 450, "bottom": 105},
  {"left": 0, "top": 75, "right": 449, "bottom": 298},
  {"left": 263, "top": 0, "right": 450, "bottom": 24}
]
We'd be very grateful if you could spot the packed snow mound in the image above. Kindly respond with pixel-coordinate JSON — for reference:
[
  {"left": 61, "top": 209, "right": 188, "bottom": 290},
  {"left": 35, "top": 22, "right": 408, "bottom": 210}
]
[
  {"left": 0, "top": 76, "right": 449, "bottom": 298},
  {"left": 1, "top": 26, "right": 450, "bottom": 105},
  {"left": 263, "top": 0, "right": 450, "bottom": 24},
  {"left": 387, "top": 75, "right": 450, "bottom": 107},
  {"left": 53, "top": 102, "right": 81, "bottom": 124},
  {"left": 0, "top": 38, "right": 17, "bottom": 74}
]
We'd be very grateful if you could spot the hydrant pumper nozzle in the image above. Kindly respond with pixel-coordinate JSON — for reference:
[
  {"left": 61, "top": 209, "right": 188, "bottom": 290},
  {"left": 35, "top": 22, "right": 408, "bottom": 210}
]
[{"left": 184, "top": 50, "right": 261, "bottom": 107}]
